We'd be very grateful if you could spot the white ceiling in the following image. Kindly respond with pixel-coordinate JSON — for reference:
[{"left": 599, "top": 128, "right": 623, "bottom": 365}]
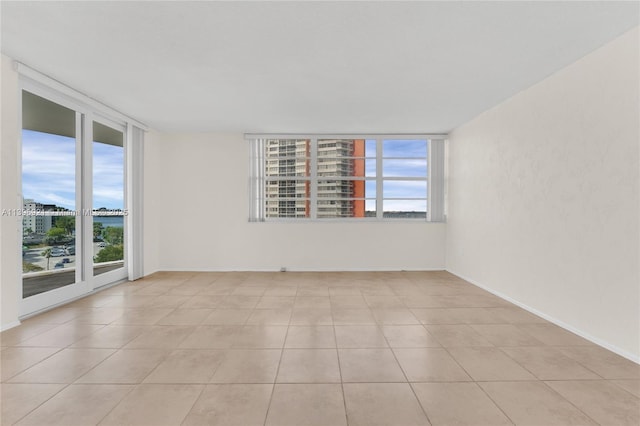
[{"left": 2, "top": 1, "right": 638, "bottom": 133}]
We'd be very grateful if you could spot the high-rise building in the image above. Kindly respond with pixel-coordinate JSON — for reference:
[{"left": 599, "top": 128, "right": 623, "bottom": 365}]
[
  {"left": 22, "top": 199, "right": 53, "bottom": 234},
  {"left": 264, "top": 139, "right": 365, "bottom": 218}
]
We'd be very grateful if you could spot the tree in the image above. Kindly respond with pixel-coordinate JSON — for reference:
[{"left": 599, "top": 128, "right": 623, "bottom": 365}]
[
  {"left": 103, "top": 226, "right": 123, "bottom": 245},
  {"left": 93, "top": 222, "right": 105, "bottom": 241},
  {"left": 23, "top": 227, "right": 33, "bottom": 235},
  {"left": 41, "top": 248, "right": 52, "bottom": 270},
  {"left": 54, "top": 216, "right": 75, "bottom": 235},
  {"left": 95, "top": 245, "right": 123, "bottom": 263},
  {"left": 45, "top": 227, "right": 66, "bottom": 245}
]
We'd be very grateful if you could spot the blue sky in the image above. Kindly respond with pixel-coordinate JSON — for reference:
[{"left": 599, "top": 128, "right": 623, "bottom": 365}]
[{"left": 22, "top": 130, "right": 124, "bottom": 210}]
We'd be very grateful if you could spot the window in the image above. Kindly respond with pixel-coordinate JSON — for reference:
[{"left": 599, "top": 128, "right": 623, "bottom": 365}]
[{"left": 248, "top": 135, "right": 445, "bottom": 221}]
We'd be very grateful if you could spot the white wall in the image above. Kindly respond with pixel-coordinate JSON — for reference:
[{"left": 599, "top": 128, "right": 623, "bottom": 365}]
[
  {"left": 145, "top": 132, "right": 446, "bottom": 272},
  {"left": 447, "top": 28, "right": 639, "bottom": 360},
  {"left": 1, "top": 54, "right": 22, "bottom": 330},
  {"left": 142, "top": 130, "right": 162, "bottom": 276}
]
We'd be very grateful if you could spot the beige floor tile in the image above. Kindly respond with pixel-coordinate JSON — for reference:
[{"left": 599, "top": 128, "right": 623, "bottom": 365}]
[
  {"left": 143, "top": 349, "right": 225, "bottom": 383},
  {"left": 217, "top": 295, "right": 260, "bottom": 309},
  {"left": 330, "top": 295, "right": 369, "bottom": 309},
  {"left": 246, "top": 308, "right": 292, "bottom": 325},
  {"left": 501, "top": 346, "right": 601, "bottom": 380},
  {"left": 1, "top": 384, "right": 64, "bottom": 425},
  {"left": 470, "top": 324, "right": 544, "bottom": 346},
  {"left": 210, "top": 349, "right": 281, "bottom": 383},
  {"left": 393, "top": 348, "right": 472, "bottom": 382},
  {"left": 202, "top": 309, "right": 252, "bottom": 325},
  {"left": 112, "top": 308, "right": 174, "bottom": 325},
  {"left": 0, "top": 323, "right": 58, "bottom": 347},
  {"left": 424, "top": 324, "right": 493, "bottom": 347},
  {"left": 231, "top": 287, "right": 267, "bottom": 296},
  {"left": 517, "top": 324, "right": 594, "bottom": 346},
  {"left": 381, "top": 325, "right": 441, "bottom": 348},
  {"left": 8, "top": 348, "right": 114, "bottom": 384},
  {"left": 123, "top": 325, "right": 195, "bottom": 349},
  {"left": 147, "top": 295, "right": 192, "bottom": 309},
  {"left": 99, "top": 384, "right": 204, "bottom": 426},
  {"left": 411, "top": 307, "right": 502, "bottom": 325},
  {"left": 397, "top": 296, "right": 437, "bottom": 309},
  {"left": 179, "top": 325, "right": 242, "bottom": 349},
  {"left": 232, "top": 326, "right": 288, "bottom": 348},
  {"left": 156, "top": 309, "right": 212, "bottom": 325},
  {"left": 1, "top": 347, "right": 60, "bottom": 381},
  {"left": 256, "top": 296, "right": 296, "bottom": 309},
  {"left": 556, "top": 346, "right": 640, "bottom": 379},
  {"left": 334, "top": 325, "right": 388, "bottom": 348},
  {"left": 546, "top": 380, "right": 640, "bottom": 426},
  {"left": 70, "top": 325, "right": 146, "bottom": 348},
  {"left": 199, "top": 285, "right": 237, "bottom": 296},
  {"left": 295, "top": 296, "right": 331, "bottom": 309},
  {"left": 290, "top": 308, "right": 333, "bottom": 325},
  {"left": 277, "top": 349, "right": 340, "bottom": 383},
  {"left": 480, "top": 381, "right": 597, "bottom": 425},
  {"left": 183, "top": 384, "right": 272, "bottom": 426},
  {"left": 20, "top": 307, "right": 87, "bottom": 325},
  {"left": 338, "top": 348, "right": 406, "bottom": 382},
  {"left": 16, "top": 323, "right": 105, "bottom": 348},
  {"left": 76, "top": 349, "right": 167, "bottom": 384},
  {"left": 412, "top": 382, "right": 512, "bottom": 425},
  {"left": 179, "top": 295, "right": 224, "bottom": 309},
  {"left": 71, "top": 308, "right": 126, "bottom": 324},
  {"left": 364, "top": 295, "right": 405, "bottom": 309},
  {"left": 343, "top": 383, "right": 430, "bottom": 426},
  {"left": 448, "top": 347, "right": 536, "bottom": 381},
  {"left": 487, "top": 307, "right": 547, "bottom": 324},
  {"left": 263, "top": 287, "right": 298, "bottom": 297},
  {"left": 107, "top": 294, "right": 160, "bottom": 309},
  {"left": 372, "top": 308, "right": 421, "bottom": 325},
  {"left": 361, "top": 286, "right": 396, "bottom": 296},
  {"left": 332, "top": 309, "right": 376, "bottom": 325},
  {"left": 297, "top": 287, "right": 329, "bottom": 297},
  {"left": 329, "top": 286, "right": 363, "bottom": 296},
  {"left": 285, "top": 326, "right": 336, "bottom": 348},
  {"left": 612, "top": 379, "right": 640, "bottom": 398},
  {"left": 16, "top": 384, "right": 133, "bottom": 426},
  {"left": 266, "top": 384, "right": 347, "bottom": 426}
]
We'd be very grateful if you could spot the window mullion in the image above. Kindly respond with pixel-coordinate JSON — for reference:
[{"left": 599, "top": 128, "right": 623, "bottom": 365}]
[
  {"left": 376, "top": 138, "right": 383, "bottom": 220},
  {"left": 310, "top": 137, "right": 318, "bottom": 220}
]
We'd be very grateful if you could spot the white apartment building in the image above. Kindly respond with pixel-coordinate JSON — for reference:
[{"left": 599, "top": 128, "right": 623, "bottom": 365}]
[{"left": 22, "top": 199, "right": 52, "bottom": 235}]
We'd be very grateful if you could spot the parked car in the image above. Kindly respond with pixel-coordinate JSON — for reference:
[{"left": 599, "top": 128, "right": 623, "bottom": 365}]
[
  {"left": 51, "top": 249, "right": 66, "bottom": 257},
  {"left": 98, "top": 242, "right": 107, "bottom": 247},
  {"left": 62, "top": 258, "right": 71, "bottom": 264},
  {"left": 54, "top": 262, "right": 64, "bottom": 269},
  {"left": 67, "top": 246, "right": 75, "bottom": 255}
]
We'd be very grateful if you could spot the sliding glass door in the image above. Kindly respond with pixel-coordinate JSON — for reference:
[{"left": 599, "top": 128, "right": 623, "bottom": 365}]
[
  {"left": 21, "top": 89, "right": 128, "bottom": 315},
  {"left": 21, "top": 91, "right": 82, "bottom": 305},
  {"left": 92, "top": 120, "right": 127, "bottom": 284}
]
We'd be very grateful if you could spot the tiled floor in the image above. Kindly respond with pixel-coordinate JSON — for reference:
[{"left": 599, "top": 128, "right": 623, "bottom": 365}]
[{"left": 2, "top": 271, "right": 639, "bottom": 425}]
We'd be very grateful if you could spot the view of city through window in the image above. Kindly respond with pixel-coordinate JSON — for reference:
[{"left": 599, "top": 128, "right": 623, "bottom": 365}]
[
  {"left": 261, "top": 138, "right": 428, "bottom": 219},
  {"left": 22, "top": 123, "right": 125, "bottom": 297}
]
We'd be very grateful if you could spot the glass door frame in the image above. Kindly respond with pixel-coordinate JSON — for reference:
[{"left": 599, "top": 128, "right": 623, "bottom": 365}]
[
  {"left": 90, "top": 114, "right": 128, "bottom": 288},
  {"left": 19, "top": 78, "right": 129, "bottom": 316}
]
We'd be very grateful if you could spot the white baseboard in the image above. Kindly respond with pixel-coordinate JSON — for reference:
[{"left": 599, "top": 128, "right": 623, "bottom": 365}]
[
  {"left": 447, "top": 269, "right": 640, "bottom": 364},
  {"left": 1, "top": 320, "right": 21, "bottom": 332},
  {"left": 156, "top": 267, "right": 446, "bottom": 273}
]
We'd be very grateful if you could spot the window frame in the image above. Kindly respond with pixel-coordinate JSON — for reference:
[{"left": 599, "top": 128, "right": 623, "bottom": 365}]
[{"left": 248, "top": 134, "right": 446, "bottom": 222}]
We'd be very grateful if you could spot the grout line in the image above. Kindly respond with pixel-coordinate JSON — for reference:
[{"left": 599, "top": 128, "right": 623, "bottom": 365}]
[{"left": 261, "top": 314, "right": 289, "bottom": 426}]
